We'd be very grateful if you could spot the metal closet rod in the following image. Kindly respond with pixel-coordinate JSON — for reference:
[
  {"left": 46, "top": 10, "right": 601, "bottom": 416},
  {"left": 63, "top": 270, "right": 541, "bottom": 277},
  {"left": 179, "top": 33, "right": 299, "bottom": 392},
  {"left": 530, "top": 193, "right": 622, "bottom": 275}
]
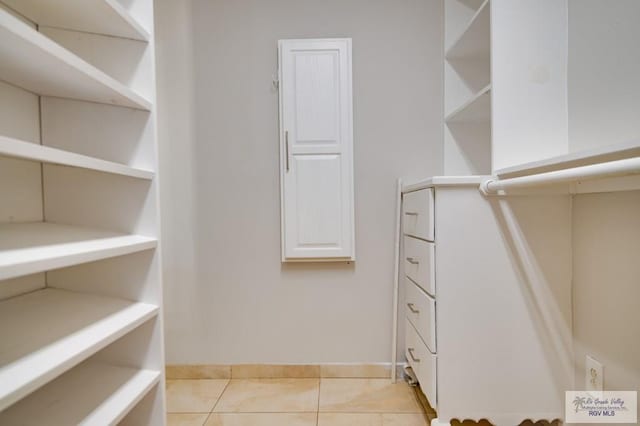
[{"left": 479, "top": 156, "right": 640, "bottom": 195}]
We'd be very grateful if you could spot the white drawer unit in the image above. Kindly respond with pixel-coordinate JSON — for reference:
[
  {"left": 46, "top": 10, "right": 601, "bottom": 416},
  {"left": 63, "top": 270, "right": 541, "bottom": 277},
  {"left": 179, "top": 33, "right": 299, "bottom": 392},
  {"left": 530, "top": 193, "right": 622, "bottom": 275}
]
[
  {"left": 405, "top": 276, "right": 436, "bottom": 352},
  {"left": 405, "top": 318, "right": 437, "bottom": 406},
  {"left": 400, "top": 176, "right": 572, "bottom": 426},
  {"left": 402, "top": 186, "right": 438, "bottom": 413},
  {"left": 403, "top": 236, "right": 435, "bottom": 296},
  {"left": 402, "top": 188, "right": 434, "bottom": 241}
]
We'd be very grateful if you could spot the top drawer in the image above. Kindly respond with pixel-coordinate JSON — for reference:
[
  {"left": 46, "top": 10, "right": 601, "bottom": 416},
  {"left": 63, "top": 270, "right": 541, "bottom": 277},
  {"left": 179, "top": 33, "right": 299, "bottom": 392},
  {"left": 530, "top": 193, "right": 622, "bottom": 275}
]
[{"left": 403, "top": 188, "right": 434, "bottom": 241}]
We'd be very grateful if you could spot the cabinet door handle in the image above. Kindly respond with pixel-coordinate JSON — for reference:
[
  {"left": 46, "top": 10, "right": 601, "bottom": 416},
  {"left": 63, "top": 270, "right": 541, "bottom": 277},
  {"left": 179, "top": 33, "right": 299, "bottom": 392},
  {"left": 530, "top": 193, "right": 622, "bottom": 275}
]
[
  {"left": 408, "top": 348, "right": 421, "bottom": 363},
  {"left": 407, "top": 303, "right": 420, "bottom": 314},
  {"left": 404, "top": 212, "right": 418, "bottom": 216},
  {"left": 406, "top": 257, "right": 419, "bottom": 265},
  {"left": 285, "top": 130, "right": 290, "bottom": 172}
]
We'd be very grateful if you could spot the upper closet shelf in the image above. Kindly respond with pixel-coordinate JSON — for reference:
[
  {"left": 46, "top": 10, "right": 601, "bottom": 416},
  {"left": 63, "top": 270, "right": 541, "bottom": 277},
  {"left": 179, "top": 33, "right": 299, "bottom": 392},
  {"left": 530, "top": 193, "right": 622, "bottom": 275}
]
[
  {"left": 0, "top": 222, "right": 157, "bottom": 281},
  {"left": 0, "top": 135, "right": 154, "bottom": 180},
  {"left": 403, "top": 176, "right": 488, "bottom": 193},
  {"left": 445, "top": 84, "right": 491, "bottom": 123},
  {"left": 2, "top": 0, "right": 149, "bottom": 41},
  {"left": 0, "top": 8, "right": 151, "bottom": 110},
  {"left": 495, "top": 139, "right": 640, "bottom": 178},
  {"left": 445, "top": 0, "right": 490, "bottom": 59},
  {"left": 0, "top": 362, "right": 160, "bottom": 425},
  {"left": 0, "top": 288, "right": 158, "bottom": 411}
]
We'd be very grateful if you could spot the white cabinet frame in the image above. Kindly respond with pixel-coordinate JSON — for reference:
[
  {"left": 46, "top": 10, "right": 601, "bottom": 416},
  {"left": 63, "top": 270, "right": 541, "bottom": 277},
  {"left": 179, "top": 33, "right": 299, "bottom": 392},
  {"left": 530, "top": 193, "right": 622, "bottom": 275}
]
[{"left": 278, "top": 38, "right": 355, "bottom": 262}]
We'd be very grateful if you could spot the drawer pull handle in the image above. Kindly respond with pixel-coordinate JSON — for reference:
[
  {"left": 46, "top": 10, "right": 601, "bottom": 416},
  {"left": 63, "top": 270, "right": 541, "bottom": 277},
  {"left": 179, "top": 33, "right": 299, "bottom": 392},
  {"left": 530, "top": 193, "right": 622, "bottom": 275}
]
[
  {"left": 406, "top": 257, "right": 419, "bottom": 265},
  {"left": 408, "top": 348, "right": 421, "bottom": 363},
  {"left": 407, "top": 303, "right": 420, "bottom": 314},
  {"left": 404, "top": 212, "right": 418, "bottom": 216},
  {"left": 285, "top": 130, "right": 290, "bottom": 172}
]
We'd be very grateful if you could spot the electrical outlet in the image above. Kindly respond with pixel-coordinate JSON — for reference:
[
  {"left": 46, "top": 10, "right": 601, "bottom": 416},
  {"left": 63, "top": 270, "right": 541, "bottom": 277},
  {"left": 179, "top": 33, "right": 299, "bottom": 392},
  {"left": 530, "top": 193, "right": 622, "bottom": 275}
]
[{"left": 586, "top": 355, "right": 604, "bottom": 392}]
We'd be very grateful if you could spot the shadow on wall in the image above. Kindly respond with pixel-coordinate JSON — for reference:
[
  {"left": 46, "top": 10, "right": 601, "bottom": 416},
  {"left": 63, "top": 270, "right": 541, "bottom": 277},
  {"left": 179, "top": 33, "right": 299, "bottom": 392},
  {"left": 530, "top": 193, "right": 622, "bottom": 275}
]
[
  {"left": 488, "top": 194, "right": 574, "bottom": 393},
  {"left": 281, "top": 261, "right": 355, "bottom": 273},
  {"left": 41, "top": 98, "right": 151, "bottom": 169}
]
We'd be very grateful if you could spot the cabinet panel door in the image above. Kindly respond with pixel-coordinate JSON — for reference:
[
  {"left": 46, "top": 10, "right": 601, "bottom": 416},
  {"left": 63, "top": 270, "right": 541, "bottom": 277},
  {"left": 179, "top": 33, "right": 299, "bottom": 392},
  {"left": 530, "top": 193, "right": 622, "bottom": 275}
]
[{"left": 279, "top": 39, "right": 354, "bottom": 261}]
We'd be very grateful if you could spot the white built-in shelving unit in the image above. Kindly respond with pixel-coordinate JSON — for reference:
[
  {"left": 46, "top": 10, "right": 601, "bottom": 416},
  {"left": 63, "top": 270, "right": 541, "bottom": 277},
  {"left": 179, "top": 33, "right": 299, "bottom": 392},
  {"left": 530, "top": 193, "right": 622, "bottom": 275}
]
[
  {"left": 0, "top": 0, "right": 165, "bottom": 424},
  {"left": 421, "top": 2, "right": 639, "bottom": 424},
  {"left": 444, "top": 0, "right": 491, "bottom": 175},
  {"left": 444, "top": 0, "right": 574, "bottom": 176}
]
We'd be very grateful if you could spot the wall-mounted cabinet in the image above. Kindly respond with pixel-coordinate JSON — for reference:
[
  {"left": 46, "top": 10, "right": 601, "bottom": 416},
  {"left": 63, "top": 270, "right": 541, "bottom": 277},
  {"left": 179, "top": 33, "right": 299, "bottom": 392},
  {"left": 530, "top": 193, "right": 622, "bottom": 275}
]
[
  {"left": 278, "top": 38, "right": 355, "bottom": 262},
  {"left": 0, "top": 0, "right": 165, "bottom": 424}
]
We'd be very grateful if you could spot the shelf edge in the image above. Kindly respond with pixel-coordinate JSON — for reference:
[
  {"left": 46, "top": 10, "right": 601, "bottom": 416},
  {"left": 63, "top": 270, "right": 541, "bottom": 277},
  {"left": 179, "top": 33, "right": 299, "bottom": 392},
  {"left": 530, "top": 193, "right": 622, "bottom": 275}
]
[
  {"left": 0, "top": 135, "right": 154, "bottom": 179},
  {"left": 445, "top": 84, "right": 491, "bottom": 123},
  {"left": 0, "top": 224, "right": 158, "bottom": 281}
]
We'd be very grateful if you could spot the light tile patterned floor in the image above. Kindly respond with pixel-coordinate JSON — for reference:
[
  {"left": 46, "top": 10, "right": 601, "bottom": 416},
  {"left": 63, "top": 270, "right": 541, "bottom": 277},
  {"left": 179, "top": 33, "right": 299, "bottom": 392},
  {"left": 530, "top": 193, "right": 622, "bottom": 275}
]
[{"left": 166, "top": 378, "right": 429, "bottom": 426}]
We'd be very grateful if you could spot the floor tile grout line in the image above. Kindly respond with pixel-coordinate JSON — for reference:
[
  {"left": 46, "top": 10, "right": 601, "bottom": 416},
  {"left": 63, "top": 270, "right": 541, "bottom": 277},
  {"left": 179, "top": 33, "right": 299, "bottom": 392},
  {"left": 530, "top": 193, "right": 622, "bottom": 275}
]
[
  {"left": 201, "top": 412, "right": 212, "bottom": 426},
  {"left": 316, "top": 411, "right": 424, "bottom": 414},
  {"left": 166, "top": 377, "right": 232, "bottom": 381},
  {"left": 189, "top": 411, "right": 319, "bottom": 414},
  {"left": 316, "top": 377, "right": 321, "bottom": 426},
  {"left": 188, "top": 411, "right": 424, "bottom": 414},
  {"left": 208, "top": 378, "right": 232, "bottom": 415},
  {"left": 169, "top": 375, "right": 391, "bottom": 380}
]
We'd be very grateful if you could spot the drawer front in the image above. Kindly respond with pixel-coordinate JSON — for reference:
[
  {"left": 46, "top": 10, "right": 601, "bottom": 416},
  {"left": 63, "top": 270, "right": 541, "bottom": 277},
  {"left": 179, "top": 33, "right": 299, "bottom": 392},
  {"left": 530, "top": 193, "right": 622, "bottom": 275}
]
[
  {"left": 405, "top": 319, "right": 437, "bottom": 407},
  {"left": 404, "top": 236, "right": 435, "bottom": 296},
  {"left": 403, "top": 188, "right": 434, "bottom": 241},
  {"left": 405, "top": 277, "right": 436, "bottom": 353}
]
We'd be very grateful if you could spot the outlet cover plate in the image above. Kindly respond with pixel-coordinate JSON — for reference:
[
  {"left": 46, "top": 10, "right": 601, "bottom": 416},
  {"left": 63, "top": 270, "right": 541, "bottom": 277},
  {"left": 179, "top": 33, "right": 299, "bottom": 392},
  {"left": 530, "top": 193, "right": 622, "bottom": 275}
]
[{"left": 586, "top": 355, "right": 604, "bottom": 392}]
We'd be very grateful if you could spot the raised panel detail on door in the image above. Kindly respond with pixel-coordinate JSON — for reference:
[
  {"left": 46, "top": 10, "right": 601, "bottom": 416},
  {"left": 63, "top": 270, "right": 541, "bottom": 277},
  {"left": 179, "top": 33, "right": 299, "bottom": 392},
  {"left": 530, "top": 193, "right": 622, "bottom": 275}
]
[
  {"left": 279, "top": 38, "right": 354, "bottom": 261},
  {"left": 294, "top": 52, "right": 339, "bottom": 144},
  {"left": 294, "top": 155, "right": 342, "bottom": 247}
]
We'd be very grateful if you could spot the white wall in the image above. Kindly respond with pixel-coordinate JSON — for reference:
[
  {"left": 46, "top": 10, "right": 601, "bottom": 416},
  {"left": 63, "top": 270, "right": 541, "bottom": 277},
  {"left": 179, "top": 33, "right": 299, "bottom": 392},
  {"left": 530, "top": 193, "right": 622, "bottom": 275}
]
[
  {"left": 568, "top": 0, "right": 640, "bottom": 394},
  {"left": 568, "top": 0, "right": 640, "bottom": 152},
  {"left": 154, "top": 0, "right": 200, "bottom": 362},
  {"left": 156, "top": 0, "right": 443, "bottom": 364},
  {"left": 572, "top": 191, "right": 640, "bottom": 392}
]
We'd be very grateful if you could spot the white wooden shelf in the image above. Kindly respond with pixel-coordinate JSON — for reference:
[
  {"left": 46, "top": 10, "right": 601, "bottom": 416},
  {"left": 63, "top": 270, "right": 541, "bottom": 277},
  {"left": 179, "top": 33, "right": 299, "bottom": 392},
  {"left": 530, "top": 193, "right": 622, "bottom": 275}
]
[
  {"left": 0, "top": 135, "right": 154, "bottom": 179},
  {"left": 0, "top": 8, "right": 151, "bottom": 110},
  {"left": 0, "top": 288, "right": 158, "bottom": 411},
  {"left": 0, "top": 222, "right": 157, "bottom": 281},
  {"left": 402, "top": 175, "right": 488, "bottom": 193},
  {"left": 0, "top": 362, "right": 160, "bottom": 425},
  {"left": 445, "top": 0, "right": 490, "bottom": 59},
  {"left": 445, "top": 84, "right": 491, "bottom": 123},
  {"left": 2, "top": 0, "right": 149, "bottom": 41},
  {"left": 495, "top": 139, "right": 640, "bottom": 178}
]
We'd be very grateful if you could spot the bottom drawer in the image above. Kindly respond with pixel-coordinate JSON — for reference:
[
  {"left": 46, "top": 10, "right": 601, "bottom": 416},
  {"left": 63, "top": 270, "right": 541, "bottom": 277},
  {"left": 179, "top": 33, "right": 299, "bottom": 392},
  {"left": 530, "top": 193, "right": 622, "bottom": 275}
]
[
  {"left": 405, "top": 318, "right": 437, "bottom": 407},
  {"left": 405, "top": 276, "right": 436, "bottom": 352}
]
